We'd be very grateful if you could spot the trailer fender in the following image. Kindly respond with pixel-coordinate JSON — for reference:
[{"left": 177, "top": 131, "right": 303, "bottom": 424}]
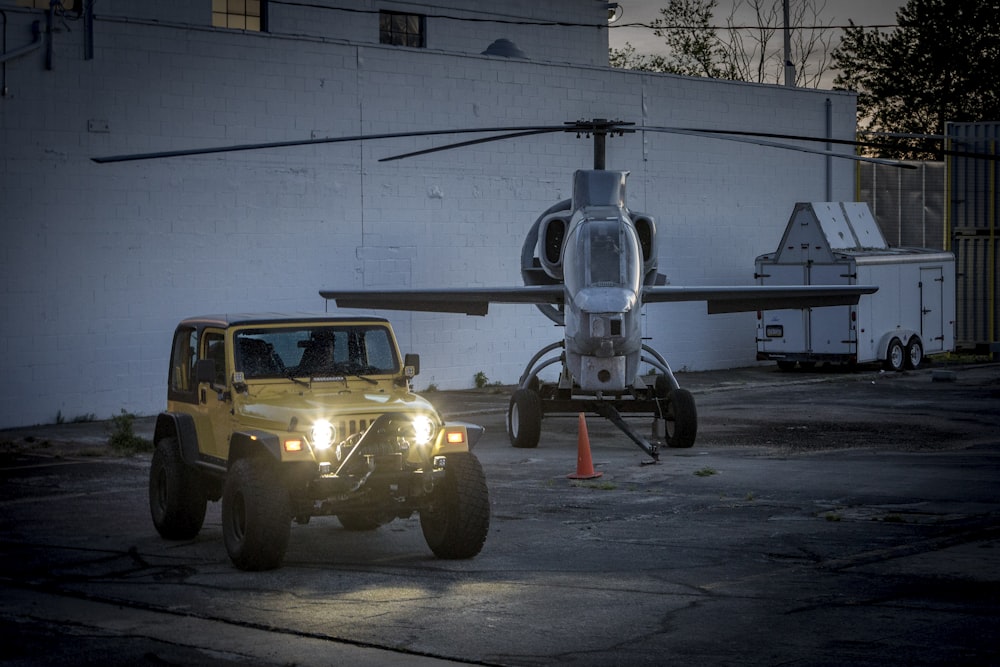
[{"left": 876, "top": 330, "right": 919, "bottom": 362}]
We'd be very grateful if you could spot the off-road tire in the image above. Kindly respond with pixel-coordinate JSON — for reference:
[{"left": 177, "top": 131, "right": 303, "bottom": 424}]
[
  {"left": 508, "top": 388, "right": 542, "bottom": 448},
  {"left": 420, "top": 453, "right": 490, "bottom": 559},
  {"left": 664, "top": 388, "right": 698, "bottom": 449},
  {"left": 149, "top": 437, "right": 208, "bottom": 540},
  {"left": 222, "top": 457, "right": 292, "bottom": 571}
]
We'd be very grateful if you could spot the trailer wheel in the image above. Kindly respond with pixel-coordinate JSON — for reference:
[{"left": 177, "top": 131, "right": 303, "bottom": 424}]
[
  {"left": 905, "top": 337, "right": 923, "bottom": 370},
  {"left": 884, "top": 338, "right": 905, "bottom": 372},
  {"left": 664, "top": 388, "right": 697, "bottom": 449},
  {"left": 508, "top": 388, "right": 542, "bottom": 448},
  {"left": 776, "top": 360, "right": 796, "bottom": 372}
]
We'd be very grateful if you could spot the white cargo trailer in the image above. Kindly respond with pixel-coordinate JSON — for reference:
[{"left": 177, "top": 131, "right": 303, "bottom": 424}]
[{"left": 756, "top": 202, "right": 955, "bottom": 371}]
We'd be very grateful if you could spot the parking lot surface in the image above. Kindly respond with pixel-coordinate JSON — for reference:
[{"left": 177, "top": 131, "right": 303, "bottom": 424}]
[{"left": 2, "top": 362, "right": 999, "bottom": 666}]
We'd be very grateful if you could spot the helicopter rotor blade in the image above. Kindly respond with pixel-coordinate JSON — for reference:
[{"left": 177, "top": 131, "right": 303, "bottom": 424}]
[
  {"left": 91, "top": 117, "right": 992, "bottom": 166},
  {"left": 637, "top": 126, "right": 918, "bottom": 168},
  {"left": 676, "top": 127, "right": 999, "bottom": 162},
  {"left": 379, "top": 119, "right": 635, "bottom": 164},
  {"left": 90, "top": 125, "right": 570, "bottom": 164},
  {"left": 378, "top": 128, "right": 565, "bottom": 162}
]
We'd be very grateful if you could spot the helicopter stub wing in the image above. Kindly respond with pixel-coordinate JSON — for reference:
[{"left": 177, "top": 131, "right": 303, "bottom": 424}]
[
  {"left": 641, "top": 285, "right": 878, "bottom": 314},
  {"left": 320, "top": 286, "right": 566, "bottom": 316},
  {"left": 321, "top": 284, "right": 876, "bottom": 316}
]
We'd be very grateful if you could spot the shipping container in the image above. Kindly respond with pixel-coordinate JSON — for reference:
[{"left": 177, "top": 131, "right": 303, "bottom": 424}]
[
  {"left": 756, "top": 202, "right": 955, "bottom": 370},
  {"left": 953, "top": 235, "right": 999, "bottom": 350},
  {"left": 948, "top": 122, "right": 999, "bottom": 234},
  {"left": 947, "top": 122, "right": 999, "bottom": 353}
]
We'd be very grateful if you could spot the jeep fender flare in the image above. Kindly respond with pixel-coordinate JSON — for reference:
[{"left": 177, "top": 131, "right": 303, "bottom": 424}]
[
  {"left": 229, "top": 430, "right": 282, "bottom": 464},
  {"left": 154, "top": 412, "right": 201, "bottom": 467}
]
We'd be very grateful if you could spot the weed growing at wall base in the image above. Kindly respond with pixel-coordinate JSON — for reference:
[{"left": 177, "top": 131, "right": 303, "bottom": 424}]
[{"left": 107, "top": 410, "right": 152, "bottom": 454}]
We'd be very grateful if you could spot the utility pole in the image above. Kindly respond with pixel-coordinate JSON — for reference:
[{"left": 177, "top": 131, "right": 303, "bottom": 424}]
[{"left": 783, "top": 0, "right": 795, "bottom": 86}]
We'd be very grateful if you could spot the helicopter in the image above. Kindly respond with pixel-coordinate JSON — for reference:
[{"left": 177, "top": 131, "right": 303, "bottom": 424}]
[
  {"left": 95, "top": 118, "right": 906, "bottom": 462},
  {"left": 316, "top": 119, "right": 891, "bottom": 462}
]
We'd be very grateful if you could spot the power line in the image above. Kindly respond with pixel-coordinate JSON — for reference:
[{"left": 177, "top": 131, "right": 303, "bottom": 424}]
[
  {"left": 612, "top": 23, "right": 897, "bottom": 30},
  {"left": 270, "top": 2, "right": 897, "bottom": 32}
]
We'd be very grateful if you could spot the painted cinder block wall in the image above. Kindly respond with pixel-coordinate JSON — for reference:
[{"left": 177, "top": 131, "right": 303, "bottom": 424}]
[{"left": 0, "top": 0, "right": 858, "bottom": 427}]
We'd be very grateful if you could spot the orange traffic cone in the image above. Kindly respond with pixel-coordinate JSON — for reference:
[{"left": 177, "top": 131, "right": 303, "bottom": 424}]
[{"left": 568, "top": 412, "right": 603, "bottom": 479}]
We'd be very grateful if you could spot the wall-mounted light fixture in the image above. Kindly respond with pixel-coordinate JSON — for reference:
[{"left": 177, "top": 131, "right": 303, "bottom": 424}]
[{"left": 605, "top": 3, "right": 623, "bottom": 24}]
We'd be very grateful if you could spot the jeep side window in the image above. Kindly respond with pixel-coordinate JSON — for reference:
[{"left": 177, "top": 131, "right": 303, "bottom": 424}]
[
  {"left": 168, "top": 327, "right": 197, "bottom": 400},
  {"left": 202, "top": 332, "right": 226, "bottom": 385}
]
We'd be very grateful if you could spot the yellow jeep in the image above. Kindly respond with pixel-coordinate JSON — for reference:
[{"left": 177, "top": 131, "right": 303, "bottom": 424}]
[{"left": 150, "top": 314, "right": 489, "bottom": 570}]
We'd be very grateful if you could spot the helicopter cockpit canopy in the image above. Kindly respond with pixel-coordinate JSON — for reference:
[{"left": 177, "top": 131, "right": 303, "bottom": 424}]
[{"left": 564, "top": 215, "right": 642, "bottom": 314}]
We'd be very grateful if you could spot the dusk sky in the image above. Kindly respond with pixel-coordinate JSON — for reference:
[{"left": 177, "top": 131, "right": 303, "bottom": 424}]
[{"left": 607, "top": 0, "right": 905, "bottom": 87}]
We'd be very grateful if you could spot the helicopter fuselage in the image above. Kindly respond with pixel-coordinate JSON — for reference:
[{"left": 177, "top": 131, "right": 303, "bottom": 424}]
[{"left": 561, "top": 204, "right": 645, "bottom": 393}]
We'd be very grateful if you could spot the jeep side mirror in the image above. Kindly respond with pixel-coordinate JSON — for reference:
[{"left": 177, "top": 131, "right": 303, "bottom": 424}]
[
  {"left": 195, "top": 359, "right": 216, "bottom": 384},
  {"left": 403, "top": 353, "right": 420, "bottom": 378}
]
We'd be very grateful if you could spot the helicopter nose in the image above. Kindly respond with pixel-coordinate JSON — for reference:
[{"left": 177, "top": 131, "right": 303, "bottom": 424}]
[
  {"left": 574, "top": 286, "right": 636, "bottom": 314},
  {"left": 590, "top": 314, "right": 623, "bottom": 339}
]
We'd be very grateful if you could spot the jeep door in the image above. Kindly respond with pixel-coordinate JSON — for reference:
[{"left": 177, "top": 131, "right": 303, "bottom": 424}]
[{"left": 193, "top": 328, "right": 233, "bottom": 462}]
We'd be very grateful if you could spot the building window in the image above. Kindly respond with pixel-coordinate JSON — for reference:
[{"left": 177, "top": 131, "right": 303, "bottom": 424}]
[
  {"left": 379, "top": 11, "right": 425, "bottom": 48},
  {"left": 212, "top": 0, "right": 264, "bottom": 31}
]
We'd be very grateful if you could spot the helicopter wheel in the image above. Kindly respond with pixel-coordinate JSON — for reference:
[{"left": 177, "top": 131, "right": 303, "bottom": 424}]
[
  {"left": 663, "top": 388, "right": 697, "bottom": 449},
  {"left": 508, "top": 388, "right": 542, "bottom": 449}
]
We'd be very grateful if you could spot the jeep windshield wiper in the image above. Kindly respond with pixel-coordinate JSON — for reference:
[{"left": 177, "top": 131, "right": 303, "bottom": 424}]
[
  {"left": 285, "top": 372, "right": 310, "bottom": 388},
  {"left": 350, "top": 373, "right": 378, "bottom": 385}
]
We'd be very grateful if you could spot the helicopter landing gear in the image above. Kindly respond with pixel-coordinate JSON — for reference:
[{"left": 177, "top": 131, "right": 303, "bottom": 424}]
[{"left": 506, "top": 341, "right": 698, "bottom": 463}]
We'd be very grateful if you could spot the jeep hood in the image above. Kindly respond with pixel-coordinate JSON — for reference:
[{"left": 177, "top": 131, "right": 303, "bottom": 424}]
[{"left": 234, "top": 386, "right": 439, "bottom": 433}]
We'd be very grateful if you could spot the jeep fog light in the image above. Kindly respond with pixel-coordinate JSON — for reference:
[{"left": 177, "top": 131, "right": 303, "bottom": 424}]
[
  {"left": 412, "top": 415, "right": 434, "bottom": 446},
  {"left": 312, "top": 419, "right": 334, "bottom": 450}
]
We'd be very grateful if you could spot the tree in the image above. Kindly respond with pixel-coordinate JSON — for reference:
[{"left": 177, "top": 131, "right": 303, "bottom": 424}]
[
  {"left": 609, "top": 0, "right": 836, "bottom": 88},
  {"left": 609, "top": 0, "right": 719, "bottom": 75},
  {"left": 833, "top": 0, "right": 1000, "bottom": 158}
]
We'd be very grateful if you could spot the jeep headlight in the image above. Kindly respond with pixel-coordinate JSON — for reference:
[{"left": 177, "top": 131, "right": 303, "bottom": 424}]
[
  {"left": 311, "top": 419, "right": 334, "bottom": 450},
  {"left": 412, "top": 415, "right": 434, "bottom": 447}
]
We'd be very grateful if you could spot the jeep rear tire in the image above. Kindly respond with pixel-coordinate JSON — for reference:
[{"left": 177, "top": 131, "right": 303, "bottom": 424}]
[
  {"left": 222, "top": 457, "right": 291, "bottom": 571},
  {"left": 420, "top": 453, "right": 490, "bottom": 559},
  {"left": 149, "top": 437, "right": 208, "bottom": 540}
]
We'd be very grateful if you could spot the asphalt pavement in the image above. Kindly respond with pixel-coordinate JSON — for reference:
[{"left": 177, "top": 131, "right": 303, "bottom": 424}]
[{"left": 1, "top": 361, "right": 999, "bottom": 666}]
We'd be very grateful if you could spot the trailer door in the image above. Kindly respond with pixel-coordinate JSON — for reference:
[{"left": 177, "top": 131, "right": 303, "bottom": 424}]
[
  {"left": 806, "top": 263, "right": 854, "bottom": 355},
  {"left": 757, "top": 263, "right": 808, "bottom": 356},
  {"left": 919, "top": 266, "right": 946, "bottom": 353}
]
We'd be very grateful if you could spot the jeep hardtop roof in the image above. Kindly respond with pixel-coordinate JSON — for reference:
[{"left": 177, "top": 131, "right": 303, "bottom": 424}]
[{"left": 177, "top": 313, "right": 391, "bottom": 329}]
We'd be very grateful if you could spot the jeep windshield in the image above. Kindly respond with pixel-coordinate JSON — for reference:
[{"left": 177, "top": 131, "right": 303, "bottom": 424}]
[{"left": 234, "top": 325, "right": 400, "bottom": 380}]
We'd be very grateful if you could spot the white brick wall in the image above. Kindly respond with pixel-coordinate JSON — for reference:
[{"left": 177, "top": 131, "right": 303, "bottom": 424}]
[{"left": 0, "top": 2, "right": 857, "bottom": 427}]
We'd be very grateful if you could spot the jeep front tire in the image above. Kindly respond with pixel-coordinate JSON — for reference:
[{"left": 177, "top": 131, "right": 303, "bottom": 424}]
[
  {"left": 222, "top": 457, "right": 292, "bottom": 571},
  {"left": 420, "top": 453, "right": 490, "bottom": 559},
  {"left": 149, "top": 437, "right": 208, "bottom": 540}
]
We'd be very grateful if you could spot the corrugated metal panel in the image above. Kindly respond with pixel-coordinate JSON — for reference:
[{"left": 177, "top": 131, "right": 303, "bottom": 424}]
[
  {"left": 948, "top": 122, "right": 1000, "bottom": 234},
  {"left": 954, "top": 235, "right": 999, "bottom": 348}
]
